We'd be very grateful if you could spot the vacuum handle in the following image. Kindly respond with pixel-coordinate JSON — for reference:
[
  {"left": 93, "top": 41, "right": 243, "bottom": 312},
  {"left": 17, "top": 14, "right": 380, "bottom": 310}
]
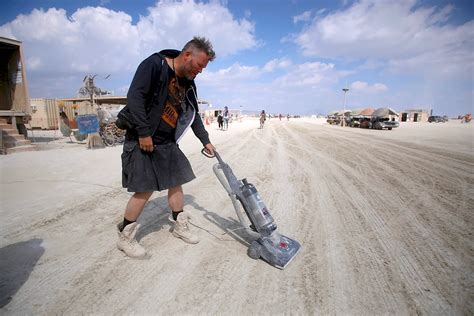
[
  {"left": 204, "top": 148, "right": 242, "bottom": 196},
  {"left": 201, "top": 148, "right": 224, "bottom": 164},
  {"left": 201, "top": 147, "right": 215, "bottom": 158}
]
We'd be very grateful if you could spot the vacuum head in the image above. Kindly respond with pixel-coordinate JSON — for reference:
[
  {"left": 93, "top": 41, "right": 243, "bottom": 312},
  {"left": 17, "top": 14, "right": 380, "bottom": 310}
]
[
  {"left": 249, "top": 232, "right": 301, "bottom": 269},
  {"left": 203, "top": 149, "right": 301, "bottom": 269}
]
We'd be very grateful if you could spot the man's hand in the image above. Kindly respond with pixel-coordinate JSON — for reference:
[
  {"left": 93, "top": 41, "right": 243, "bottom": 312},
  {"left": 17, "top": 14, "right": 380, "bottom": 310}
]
[
  {"left": 138, "top": 136, "right": 154, "bottom": 152},
  {"left": 203, "top": 143, "right": 216, "bottom": 156}
]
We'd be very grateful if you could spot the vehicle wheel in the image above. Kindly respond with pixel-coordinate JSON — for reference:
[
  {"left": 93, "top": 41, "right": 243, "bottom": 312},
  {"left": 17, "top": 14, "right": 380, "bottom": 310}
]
[
  {"left": 388, "top": 127, "right": 392, "bottom": 130},
  {"left": 247, "top": 241, "right": 261, "bottom": 260},
  {"left": 78, "top": 87, "right": 89, "bottom": 97},
  {"left": 116, "top": 135, "right": 125, "bottom": 144},
  {"left": 101, "top": 130, "right": 115, "bottom": 146},
  {"left": 73, "top": 130, "right": 88, "bottom": 142}
]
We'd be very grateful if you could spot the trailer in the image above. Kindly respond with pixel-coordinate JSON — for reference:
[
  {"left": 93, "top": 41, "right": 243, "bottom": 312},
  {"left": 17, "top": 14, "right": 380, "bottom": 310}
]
[{"left": 0, "top": 37, "right": 33, "bottom": 153}]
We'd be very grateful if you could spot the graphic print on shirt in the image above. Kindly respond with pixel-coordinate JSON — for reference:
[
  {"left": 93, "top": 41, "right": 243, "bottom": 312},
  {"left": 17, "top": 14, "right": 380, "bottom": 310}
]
[{"left": 162, "top": 77, "right": 184, "bottom": 128}]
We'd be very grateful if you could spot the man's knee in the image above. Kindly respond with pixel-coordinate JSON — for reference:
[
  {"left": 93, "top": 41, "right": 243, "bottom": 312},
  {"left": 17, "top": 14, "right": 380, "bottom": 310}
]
[
  {"left": 133, "top": 191, "right": 153, "bottom": 201},
  {"left": 168, "top": 185, "right": 183, "bottom": 194}
]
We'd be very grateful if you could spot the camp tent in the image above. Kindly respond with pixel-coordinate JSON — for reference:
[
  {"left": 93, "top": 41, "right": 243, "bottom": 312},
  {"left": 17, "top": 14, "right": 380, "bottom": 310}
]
[
  {"left": 349, "top": 108, "right": 374, "bottom": 116},
  {"left": 372, "top": 107, "right": 398, "bottom": 117},
  {"left": 360, "top": 108, "right": 375, "bottom": 116}
]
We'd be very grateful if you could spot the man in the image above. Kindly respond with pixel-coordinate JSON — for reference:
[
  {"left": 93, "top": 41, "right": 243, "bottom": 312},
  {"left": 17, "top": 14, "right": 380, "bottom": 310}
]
[
  {"left": 117, "top": 37, "right": 216, "bottom": 258},
  {"left": 217, "top": 113, "right": 223, "bottom": 130},
  {"left": 259, "top": 110, "right": 266, "bottom": 129},
  {"left": 223, "top": 106, "right": 229, "bottom": 130}
]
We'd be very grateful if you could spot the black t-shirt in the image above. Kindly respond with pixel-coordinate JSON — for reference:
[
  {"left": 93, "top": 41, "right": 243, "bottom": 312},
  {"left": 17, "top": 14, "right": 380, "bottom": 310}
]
[{"left": 153, "top": 67, "right": 191, "bottom": 144}]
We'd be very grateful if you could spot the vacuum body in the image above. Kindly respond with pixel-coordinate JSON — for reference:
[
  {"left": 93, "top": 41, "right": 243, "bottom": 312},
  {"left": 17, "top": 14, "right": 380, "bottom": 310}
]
[{"left": 207, "top": 150, "right": 301, "bottom": 269}]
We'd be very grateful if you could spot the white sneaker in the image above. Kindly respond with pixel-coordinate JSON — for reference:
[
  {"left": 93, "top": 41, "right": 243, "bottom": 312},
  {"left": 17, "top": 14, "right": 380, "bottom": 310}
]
[
  {"left": 117, "top": 222, "right": 147, "bottom": 258},
  {"left": 170, "top": 212, "right": 200, "bottom": 244}
]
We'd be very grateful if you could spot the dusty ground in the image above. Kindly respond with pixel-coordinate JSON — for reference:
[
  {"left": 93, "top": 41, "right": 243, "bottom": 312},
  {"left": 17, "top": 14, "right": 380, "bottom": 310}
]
[{"left": 0, "top": 118, "right": 472, "bottom": 314}]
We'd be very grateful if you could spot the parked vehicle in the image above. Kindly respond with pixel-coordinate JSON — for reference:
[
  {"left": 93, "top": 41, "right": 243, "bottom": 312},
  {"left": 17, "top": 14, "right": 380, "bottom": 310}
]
[
  {"left": 326, "top": 115, "right": 340, "bottom": 125},
  {"left": 370, "top": 116, "right": 399, "bottom": 130},
  {"left": 349, "top": 115, "right": 371, "bottom": 128},
  {"left": 461, "top": 113, "right": 471, "bottom": 123},
  {"left": 428, "top": 116, "right": 446, "bottom": 123}
]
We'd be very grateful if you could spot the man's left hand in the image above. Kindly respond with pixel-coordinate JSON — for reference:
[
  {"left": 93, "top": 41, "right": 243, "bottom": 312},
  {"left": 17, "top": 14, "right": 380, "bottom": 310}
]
[{"left": 204, "top": 143, "right": 215, "bottom": 156}]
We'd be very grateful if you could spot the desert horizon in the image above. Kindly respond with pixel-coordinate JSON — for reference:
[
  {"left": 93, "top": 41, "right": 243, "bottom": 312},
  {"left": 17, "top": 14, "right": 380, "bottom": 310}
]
[{"left": 1, "top": 117, "right": 472, "bottom": 314}]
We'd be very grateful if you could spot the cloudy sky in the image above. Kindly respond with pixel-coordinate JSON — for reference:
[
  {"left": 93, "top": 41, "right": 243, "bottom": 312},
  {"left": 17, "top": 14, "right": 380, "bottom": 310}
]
[{"left": 1, "top": 0, "right": 472, "bottom": 116}]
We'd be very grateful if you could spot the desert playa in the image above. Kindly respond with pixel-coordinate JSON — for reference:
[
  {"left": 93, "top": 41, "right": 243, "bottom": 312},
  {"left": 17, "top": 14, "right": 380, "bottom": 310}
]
[{"left": 1, "top": 118, "right": 472, "bottom": 314}]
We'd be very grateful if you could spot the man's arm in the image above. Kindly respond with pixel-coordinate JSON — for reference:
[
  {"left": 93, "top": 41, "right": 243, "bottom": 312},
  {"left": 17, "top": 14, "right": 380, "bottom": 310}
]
[
  {"left": 191, "top": 114, "right": 211, "bottom": 145},
  {"left": 127, "top": 56, "right": 160, "bottom": 138}
]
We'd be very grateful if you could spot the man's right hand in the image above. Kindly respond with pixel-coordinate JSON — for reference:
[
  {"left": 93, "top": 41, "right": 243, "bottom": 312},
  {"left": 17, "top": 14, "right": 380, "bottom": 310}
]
[{"left": 138, "top": 136, "right": 154, "bottom": 152}]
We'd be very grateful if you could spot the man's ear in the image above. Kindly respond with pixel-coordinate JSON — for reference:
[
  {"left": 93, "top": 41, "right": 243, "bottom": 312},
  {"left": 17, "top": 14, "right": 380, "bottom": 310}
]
[{"left": 183, "top": 50, "right": 193, "bottom": 61}]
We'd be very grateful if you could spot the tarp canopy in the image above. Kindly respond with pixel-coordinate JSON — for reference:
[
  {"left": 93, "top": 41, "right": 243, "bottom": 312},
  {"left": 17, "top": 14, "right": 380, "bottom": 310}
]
[
  {"left": 372, "top": 107, "right": 399, "bottom": 117},
  {"left": 349, "top": 108, "right": 375, "bottom": 116},
  {"left": 329, "top": 110, "right": 351, "bottom": 116},
  {"left": 350, "top": 109, "right": 363, "bottom": 116},
  {"left": 360, "top": 108, "right": 375, "bottom": 116}
]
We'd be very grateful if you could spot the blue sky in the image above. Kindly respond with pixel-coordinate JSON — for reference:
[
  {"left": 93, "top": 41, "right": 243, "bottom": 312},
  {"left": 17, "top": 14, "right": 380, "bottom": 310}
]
[{"left": 1, "top": 0, "right": 472, "bottom": 116}]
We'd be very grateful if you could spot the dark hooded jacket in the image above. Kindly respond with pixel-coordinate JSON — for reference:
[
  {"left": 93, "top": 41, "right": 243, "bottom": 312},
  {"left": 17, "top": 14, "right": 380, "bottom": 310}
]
[{"left": 126, "top": 49, "right": 210, "bottom": 145}]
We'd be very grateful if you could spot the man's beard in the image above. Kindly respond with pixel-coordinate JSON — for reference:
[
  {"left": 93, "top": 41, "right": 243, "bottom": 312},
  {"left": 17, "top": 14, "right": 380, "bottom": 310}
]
[{"left": 182, "top": 61, "right": 195, "bottom": 80}]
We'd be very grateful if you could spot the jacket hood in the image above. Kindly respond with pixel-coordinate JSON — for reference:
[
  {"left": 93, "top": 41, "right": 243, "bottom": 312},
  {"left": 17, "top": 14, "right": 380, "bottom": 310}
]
[{"left": 159, "top": 49, "right": 180, "bottom": 58}]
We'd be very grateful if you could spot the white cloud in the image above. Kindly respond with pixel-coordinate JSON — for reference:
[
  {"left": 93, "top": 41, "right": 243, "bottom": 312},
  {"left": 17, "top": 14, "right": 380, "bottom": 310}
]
[
  {"left": 0, "top": 7, "right": 140, "bottom": 74},
  {"left": 351, "top": 81, "right": 368, "bottom": 90},
  {"left": 373, "top": 83, "right": 388, "bottom": 91},
  {"left": 26, "top": 56, "right": 41, "bottom": 70},
  {"left": 200, "top": 58, "right": 339, "bottom": 109},
  {"left": 293, "top": 0, "right": 473, "bottom": 77},
  {"left": 196, "top": 58, "right": 345, "bottom": 115},
  {"left": 293, "top": 11, "right": 312, "bottom": 24},
  {"left": 317, "top": 8, "right": 327, "bottom": 15},
  {"left": 351, "top": 81, "right": 388, "bottom": 92},
  {"left": 201, "top": 58, "right": 337, "bottom": 90},
  {"left": 199, "top": 63, "right": 261, "bottom": 90},
  {"left": 137, "top": 1, "right": 257, "bottom": 56},
  {"left": 263, "top": 58, "right": 292, "bottom": 72},
  {"left": 274, "top": 62, "right": 339, "bottom": 87},
  {"left": 0, "top": 1, "right": 258, "bottom": 97}
]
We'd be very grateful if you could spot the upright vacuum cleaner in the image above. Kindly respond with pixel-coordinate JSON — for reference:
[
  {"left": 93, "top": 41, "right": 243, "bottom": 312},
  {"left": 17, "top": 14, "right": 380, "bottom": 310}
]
[{"left": 203, "top": 149, "right": 301, "bottom": 269}]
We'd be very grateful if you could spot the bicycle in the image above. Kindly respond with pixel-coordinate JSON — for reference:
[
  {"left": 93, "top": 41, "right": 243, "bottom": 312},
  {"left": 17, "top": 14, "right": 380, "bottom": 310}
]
[{"left": 99, "top": 121, "right": 125, "bottom": 146}]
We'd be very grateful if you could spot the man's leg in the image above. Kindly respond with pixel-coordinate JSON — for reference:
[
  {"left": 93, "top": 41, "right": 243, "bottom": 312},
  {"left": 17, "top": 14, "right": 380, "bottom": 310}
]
[
  {"left": 117, "top": 191, "right": 153, "bottom": 258},
  {"left": 168, "top": 185, "right": 199, "bottom": 244},
  {"left": 168, "top": 185, "right": 184, "bottom": 216},
  {"left": 124, "top": 191, "right": 154, "bottom": 223}
]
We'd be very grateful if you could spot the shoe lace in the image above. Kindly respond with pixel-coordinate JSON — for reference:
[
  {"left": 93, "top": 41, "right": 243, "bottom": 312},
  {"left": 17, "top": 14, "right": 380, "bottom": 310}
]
[
  {"left": 181, "top": 220, "right": 190, "bottom": 230},
  {"left": 178, "top": 217, "right": 190, "bottom": 231}
]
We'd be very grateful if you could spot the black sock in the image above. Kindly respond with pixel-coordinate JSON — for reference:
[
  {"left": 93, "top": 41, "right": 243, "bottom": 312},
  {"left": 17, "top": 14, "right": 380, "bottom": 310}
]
[
  {"left": 172, "top": 210, "right": 183, "bottom": 221},
  {"left": 119, "top": 218, "right": 135, "bottom": 232}
]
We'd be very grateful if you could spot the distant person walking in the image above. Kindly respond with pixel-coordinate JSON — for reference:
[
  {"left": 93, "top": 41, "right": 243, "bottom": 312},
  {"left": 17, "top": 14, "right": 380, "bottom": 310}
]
[
  {"left": 259, "top": 110, "right": 266, "bottom": 129},
  {"left": 223, "top": 106, "right": 230, "bottom": 130},
  {"left": 217, "top": 113, "right": 223, "bottom": 129},
  {"left": 279, "top": 113, "right": 282, "bottom": 121}
]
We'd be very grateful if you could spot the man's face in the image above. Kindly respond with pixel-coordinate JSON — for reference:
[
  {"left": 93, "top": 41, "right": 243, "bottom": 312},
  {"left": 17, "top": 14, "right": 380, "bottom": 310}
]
[{"left": 182, "top": 50, "right": 209, "bottom": 80}]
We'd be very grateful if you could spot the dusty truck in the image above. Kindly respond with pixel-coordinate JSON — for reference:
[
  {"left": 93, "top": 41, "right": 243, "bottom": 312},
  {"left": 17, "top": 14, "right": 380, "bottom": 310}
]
[{"left": 0, "top": 36, "right": 32, "bottom": 154}]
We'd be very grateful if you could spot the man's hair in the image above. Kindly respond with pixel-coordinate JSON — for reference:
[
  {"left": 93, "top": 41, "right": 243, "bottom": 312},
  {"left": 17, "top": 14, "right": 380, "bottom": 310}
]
[{"left": 182, "top": 36, "right": 216, "bottom": 61}]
